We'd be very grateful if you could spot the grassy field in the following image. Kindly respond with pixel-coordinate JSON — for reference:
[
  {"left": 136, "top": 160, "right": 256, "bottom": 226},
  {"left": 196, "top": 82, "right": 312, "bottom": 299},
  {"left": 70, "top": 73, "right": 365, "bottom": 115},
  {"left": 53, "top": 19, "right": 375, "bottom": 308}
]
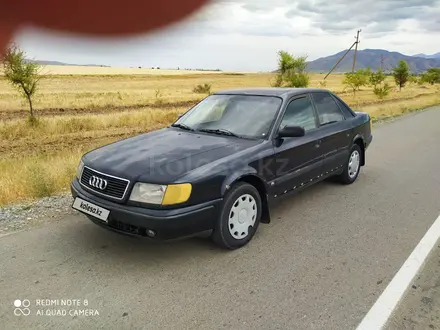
[
  {"left": 0, "top": 69, "right": 439, "bottom": 206},
  {"left": 0, "top": 64, "right": 231, "bottom": 76}
]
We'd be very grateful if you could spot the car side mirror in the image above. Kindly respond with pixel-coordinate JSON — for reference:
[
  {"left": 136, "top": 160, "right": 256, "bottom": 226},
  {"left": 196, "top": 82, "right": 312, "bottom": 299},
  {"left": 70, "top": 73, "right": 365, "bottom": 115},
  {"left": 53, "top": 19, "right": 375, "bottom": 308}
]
[{"left": 277, "top": 125, "right": 305, "bottom": 138}]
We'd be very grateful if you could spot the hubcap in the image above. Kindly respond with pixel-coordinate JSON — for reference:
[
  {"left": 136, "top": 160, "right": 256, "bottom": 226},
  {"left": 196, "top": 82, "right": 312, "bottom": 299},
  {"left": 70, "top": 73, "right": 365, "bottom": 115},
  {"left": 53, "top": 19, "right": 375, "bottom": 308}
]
[
  {"left": 348, "top": 150, "right": 360, "bottom": 178},
  {"left": 228, "top": 194, "right": 257, "bottom": 240}
]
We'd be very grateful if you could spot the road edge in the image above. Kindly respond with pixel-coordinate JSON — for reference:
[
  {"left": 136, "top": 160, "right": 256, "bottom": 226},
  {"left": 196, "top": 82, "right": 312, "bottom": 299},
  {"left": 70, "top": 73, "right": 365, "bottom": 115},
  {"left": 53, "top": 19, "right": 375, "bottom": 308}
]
[
  {"left": 355, "top": 214, "right": 440, "bottom": 330},
  {"left": 372, "top": 103, "right": 440, "bottom": 127}
]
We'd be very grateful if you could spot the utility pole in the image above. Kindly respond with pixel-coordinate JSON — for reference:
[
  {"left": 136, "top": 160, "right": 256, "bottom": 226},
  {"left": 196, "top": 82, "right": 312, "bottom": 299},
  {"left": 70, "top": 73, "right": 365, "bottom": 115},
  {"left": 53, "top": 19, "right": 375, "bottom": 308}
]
[
  {"left": 380, "top": 55, "right": 384, "bottom": 71},
  {"left": 324, "top": 42, "right": 357, "bottom": 80},
  {"left": 352, "top": 29, "right": 361, "bottom": 72}
]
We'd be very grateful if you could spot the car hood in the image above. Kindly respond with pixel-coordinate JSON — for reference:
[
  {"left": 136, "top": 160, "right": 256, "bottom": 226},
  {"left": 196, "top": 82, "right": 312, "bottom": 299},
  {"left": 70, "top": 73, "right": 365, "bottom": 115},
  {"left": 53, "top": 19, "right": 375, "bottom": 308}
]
[{"left": 83, "top": 127, "right": 260, "bottom": 182}]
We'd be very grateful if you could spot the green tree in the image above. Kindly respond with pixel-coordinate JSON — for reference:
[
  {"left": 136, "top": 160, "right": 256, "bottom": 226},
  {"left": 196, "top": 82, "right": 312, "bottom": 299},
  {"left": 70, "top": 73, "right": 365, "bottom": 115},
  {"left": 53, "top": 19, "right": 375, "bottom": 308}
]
[
  {"left": 2, "top": 43, "right": 42, "bottom": 121},
  {"left": 369, "top": 69, "right": 386, "bottom": 88},
  {"left": 369, "top": 68, "right": 393, "bottom": 99},
  {"left": 357, "top": 67, "right": 372, "bottom": 85},
  {"left": 275, "top": 50, "right": 310, "bottom": 88},
  {"left": 342, "top": 69, "right": 369, "bottom": 96},
  {"left": 420, "top": 68, "right": 440, "bottom": 85},
  {"left": 392, "top": 60, "right": 410, "bottom": 91}
]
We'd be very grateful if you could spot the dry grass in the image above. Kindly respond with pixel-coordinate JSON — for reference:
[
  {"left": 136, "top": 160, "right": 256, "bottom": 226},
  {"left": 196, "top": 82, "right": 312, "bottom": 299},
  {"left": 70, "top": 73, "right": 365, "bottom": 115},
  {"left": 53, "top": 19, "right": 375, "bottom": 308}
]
[
  {"left": 0, "top": 70, "right": 439, "bottom": 206},
  {"left": 360, "top": 93, "right": 440, "bottom": 120},
  {"left": 0, "top": 108, "right": 182, "bottom": 160},
  {"left": 0, "top": 150, "right": 83, "bottom": 205},
  {"left": 0, "top": 64, "right": 230, "bottom": 76},
  {"left": 0, "top": 107, "right": 180, "bottom": 141},
  {"left": 1, "top": 73, "right": 435, "bottom": 115}
]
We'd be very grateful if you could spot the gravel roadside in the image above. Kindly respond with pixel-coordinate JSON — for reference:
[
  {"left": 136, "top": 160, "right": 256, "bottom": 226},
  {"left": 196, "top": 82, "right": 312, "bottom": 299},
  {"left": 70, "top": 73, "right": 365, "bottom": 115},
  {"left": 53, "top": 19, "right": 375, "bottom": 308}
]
[{"left": 0, "top": 194, "right": 75, "bottom": 236}]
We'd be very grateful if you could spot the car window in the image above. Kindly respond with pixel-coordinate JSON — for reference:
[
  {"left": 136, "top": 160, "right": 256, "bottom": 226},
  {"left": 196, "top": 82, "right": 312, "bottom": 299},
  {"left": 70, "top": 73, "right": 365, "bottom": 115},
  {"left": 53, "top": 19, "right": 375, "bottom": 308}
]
[
  {"left": 331, "top": 95, "right": 355, "bottom": 118},
  {"left": 311, "top": 92, "right": 345, "bottom": 125},
  {"left": 175, "top": 94, "right": 282, "bottom": 139},
  {"left": 279, "top": 96, "right": 317, "bottom": 131}
]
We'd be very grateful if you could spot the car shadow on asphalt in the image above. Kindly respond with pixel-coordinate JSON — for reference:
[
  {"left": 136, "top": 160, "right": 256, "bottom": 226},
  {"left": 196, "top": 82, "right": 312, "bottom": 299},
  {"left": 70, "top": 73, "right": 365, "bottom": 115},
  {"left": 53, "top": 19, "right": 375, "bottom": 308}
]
[{"left": 70, "top": 221, "right": 222, "bottom": 254}]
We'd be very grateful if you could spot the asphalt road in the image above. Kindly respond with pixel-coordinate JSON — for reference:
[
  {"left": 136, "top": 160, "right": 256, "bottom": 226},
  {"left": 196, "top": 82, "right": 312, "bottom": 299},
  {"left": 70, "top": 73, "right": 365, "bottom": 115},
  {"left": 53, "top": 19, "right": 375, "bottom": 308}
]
[
  {"left": 1, "top": 106, "right": 440, "bottom": 330},
  {"left": 386, "top": 244, "right": 440, "bottom": 330}
]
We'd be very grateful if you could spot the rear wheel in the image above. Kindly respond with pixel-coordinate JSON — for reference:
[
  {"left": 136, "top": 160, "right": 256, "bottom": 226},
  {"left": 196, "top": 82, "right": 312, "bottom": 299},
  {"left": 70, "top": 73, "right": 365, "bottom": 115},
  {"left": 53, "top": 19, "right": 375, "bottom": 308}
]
[
  {"left": 211, "top": 182, "right": 262, "bottom": 250},
  {"left": 338, "top": 144, "right": 362, "bottom": 184}
]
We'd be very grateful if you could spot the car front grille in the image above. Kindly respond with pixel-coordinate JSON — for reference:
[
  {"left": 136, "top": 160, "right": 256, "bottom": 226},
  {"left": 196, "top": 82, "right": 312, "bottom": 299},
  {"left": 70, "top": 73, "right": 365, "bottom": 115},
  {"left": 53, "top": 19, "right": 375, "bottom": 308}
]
[{"left": 80, "top": 166, "right": 130, "bottom": 200}]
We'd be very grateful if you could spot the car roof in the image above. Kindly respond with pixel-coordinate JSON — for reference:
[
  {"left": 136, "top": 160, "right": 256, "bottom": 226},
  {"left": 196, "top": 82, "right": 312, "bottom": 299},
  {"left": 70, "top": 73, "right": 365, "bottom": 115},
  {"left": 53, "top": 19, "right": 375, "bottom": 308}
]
[{"left": 213, "top": 87, "right": 332, "bottom": 100}]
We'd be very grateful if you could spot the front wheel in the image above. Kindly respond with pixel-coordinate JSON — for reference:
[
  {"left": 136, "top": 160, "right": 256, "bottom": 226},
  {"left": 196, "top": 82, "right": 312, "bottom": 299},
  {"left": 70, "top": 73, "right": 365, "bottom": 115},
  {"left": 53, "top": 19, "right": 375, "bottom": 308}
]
[
  {"left": 338, "top": 144, "right": 362, "bottom": 184},
  {"left": 211, "top": 182, "right": 262, "bottom": 250}
]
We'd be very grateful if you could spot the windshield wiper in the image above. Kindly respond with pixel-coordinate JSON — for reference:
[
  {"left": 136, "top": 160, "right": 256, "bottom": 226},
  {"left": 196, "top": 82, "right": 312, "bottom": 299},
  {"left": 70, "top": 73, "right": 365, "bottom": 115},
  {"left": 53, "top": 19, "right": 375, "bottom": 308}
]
[
  {"left": 171, "top": 123, "right": 195, "bottom": 131},
  {"left": 198, "top": 128, "right": 240, "bottom": 138}
]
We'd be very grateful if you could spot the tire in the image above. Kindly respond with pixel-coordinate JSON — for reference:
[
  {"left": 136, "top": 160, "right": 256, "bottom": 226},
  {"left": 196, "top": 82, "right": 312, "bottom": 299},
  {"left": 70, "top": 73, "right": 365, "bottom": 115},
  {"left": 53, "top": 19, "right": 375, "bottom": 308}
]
[
  {"left": 338, "top": 144, "right": 362, "bottom": 184},
  {"left": 211, "top": 182, "right": 262, "bottom": 250}
]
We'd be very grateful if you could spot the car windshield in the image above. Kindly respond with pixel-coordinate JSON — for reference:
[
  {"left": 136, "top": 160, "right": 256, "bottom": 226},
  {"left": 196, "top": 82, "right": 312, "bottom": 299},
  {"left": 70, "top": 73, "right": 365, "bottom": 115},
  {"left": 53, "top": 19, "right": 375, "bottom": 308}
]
[{"left": 172, "top": 94, "right": 282, "bottom": 139}]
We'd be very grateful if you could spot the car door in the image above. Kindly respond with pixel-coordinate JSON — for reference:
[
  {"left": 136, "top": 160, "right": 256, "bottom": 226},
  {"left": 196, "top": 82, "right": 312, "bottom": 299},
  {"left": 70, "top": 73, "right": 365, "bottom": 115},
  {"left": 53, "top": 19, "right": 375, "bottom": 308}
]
[
  {"left": 310, "top": 92, "right": 352, "bottom": 174},
  {"left": 270, "top": 94, "right": 325, "bottom": 197}
]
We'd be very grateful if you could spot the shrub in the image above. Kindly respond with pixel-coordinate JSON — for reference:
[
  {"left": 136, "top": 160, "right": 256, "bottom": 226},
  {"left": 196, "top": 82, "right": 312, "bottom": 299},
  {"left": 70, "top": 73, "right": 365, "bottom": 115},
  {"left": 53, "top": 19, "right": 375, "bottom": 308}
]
[
  {"left": 373, "top": 82, "right": 393, "bottom": 99},
  {"left": 271, "top": 74, "right": 283, "bottom": 87},
  {"left": 193, "top": 83, "right": 212, "bottom": 94},
  {"left": 417, "top": 76, "right": 425, "bottom": 86},
  {"left": 275, "top": 50, "right": 310, "bottom": 87},
  {"left": 284, "top": 72, "right": 310, "bottom": 88},
  {"left": 407, "top": 75, "right": 418, "bottom": 85}
]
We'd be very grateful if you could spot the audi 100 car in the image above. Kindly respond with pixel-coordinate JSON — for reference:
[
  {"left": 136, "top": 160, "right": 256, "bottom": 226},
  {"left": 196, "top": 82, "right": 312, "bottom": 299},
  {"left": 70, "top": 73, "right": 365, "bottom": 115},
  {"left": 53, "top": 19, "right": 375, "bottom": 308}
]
[{"left": 71, "top": 88, "right": 373, "bottom": 249}]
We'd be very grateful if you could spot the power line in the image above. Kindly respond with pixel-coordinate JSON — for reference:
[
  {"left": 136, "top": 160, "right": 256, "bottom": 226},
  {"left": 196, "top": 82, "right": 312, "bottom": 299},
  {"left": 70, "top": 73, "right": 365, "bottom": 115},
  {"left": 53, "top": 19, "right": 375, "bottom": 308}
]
[{"left": 324, "top": 29, "right": 362, "bottom": 80}]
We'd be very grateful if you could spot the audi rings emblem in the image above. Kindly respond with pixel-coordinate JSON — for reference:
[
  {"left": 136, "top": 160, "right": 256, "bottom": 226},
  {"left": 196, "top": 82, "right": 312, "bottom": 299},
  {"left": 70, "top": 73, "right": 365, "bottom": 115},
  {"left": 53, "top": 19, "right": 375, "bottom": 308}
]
[{"left": 89, "top": 176, "right": 108, "bottom": 190}]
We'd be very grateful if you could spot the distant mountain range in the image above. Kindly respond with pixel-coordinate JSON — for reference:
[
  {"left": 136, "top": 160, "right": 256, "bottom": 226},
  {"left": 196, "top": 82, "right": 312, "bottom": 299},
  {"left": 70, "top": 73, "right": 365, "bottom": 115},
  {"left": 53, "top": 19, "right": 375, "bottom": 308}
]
[
  {"left": 412, "top": 52, "right": 440, "bottom": 59},
  {"left": 26, "top": 59, "right": 110, "bottom": 67},
  {"left": 305, "top": 49, "right": 440, "bottom": 74},
  {"left": 24, "top": 49, "right": 440, "bottom": 74}
]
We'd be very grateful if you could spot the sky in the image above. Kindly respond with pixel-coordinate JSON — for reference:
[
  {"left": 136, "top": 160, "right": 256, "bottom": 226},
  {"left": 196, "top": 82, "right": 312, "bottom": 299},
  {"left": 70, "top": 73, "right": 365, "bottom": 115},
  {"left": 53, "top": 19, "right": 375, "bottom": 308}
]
[{"left": 13, "top": 0, "right": 440, "bottom": 72}]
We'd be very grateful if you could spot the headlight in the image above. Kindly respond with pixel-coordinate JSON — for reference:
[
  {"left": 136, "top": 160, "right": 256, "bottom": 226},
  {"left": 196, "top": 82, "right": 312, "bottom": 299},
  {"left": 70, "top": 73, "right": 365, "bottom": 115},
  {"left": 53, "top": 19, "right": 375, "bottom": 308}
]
[
  {"left": 129, "top": 183, "right": 166, "bottom": 204},
  {"left": 76, "top": 160, "right": 84, "bottom": 180},
  {"left": 129, "top": 183, "right": 192, "bottom": 205}
]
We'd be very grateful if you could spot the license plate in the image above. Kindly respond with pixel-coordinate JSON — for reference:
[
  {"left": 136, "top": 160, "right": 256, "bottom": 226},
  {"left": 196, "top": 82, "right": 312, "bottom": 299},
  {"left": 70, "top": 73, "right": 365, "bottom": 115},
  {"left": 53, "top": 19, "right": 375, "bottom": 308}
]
[{"left": 72, "top": 197, "right": 110, "bottom": 223}]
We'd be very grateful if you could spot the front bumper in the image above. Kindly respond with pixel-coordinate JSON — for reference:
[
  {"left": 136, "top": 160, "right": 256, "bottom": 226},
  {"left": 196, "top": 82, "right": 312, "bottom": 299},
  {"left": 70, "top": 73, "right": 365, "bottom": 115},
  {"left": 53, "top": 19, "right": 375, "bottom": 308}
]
[{"left": 71, "top": 179, "right": 222, "bottom": 240}]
